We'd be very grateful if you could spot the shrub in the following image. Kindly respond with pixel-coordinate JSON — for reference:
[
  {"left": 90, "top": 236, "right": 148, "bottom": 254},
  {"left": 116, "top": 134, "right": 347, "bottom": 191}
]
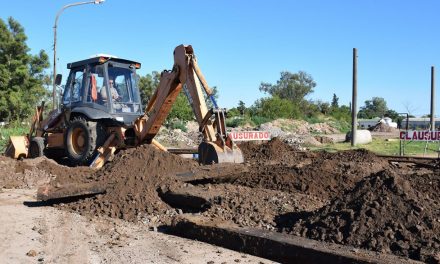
[
  {"left": 250, "top": 116, "right": 272, "bottom": 126},
  {"left": 226, "top": 117, "right": 249, "bottom": 128},
  {"left": 166, "top": 119, "right": 188, "bottom": 132},
  {"left": 253, "top": 96, "right": 298, "bottom": 119}
]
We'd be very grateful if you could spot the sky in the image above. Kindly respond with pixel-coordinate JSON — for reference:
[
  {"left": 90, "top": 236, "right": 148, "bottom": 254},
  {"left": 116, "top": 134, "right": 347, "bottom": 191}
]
[{"left": 1, "top": 0, "right": 439, "bottom": 117}]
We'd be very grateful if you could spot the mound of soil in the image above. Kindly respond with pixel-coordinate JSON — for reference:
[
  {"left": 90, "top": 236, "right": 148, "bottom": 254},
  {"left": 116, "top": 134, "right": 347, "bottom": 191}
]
[
  {"left": 284, "top": 170, "right": 440, "bottom": 263},
  {"left": 239, "top": 137, "right": 314, "bottom": 165},
  {"left": 0, "top": 156, "right": 60, "bottom": 189},
  {"left": 368, "top": 122, "right": 398, "bottom": 132},
  {"left": 314, "top": 135, "right": 334, "bottom": 144},
  {"left": 39, "top": 159, "right": 95, "bottom": 185},
  {"left": 66, "top": 144, "right": 198, "bottom": 223},
  {"left": 200, "top": 184, "right": 324, "bottom": 230},
  {"left": 232, "top": 146, "right": 388, "bottom": 200}
]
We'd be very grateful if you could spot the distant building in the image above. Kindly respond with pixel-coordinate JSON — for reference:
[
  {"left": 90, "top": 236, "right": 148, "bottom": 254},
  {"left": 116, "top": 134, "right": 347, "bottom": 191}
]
[
  {"left": 402, "top": 117, "right": 440, "bottom": 130},
  {"left": 358, "top": 118, "right": 381, "bottom": 129},
  {"left": 358, "top": 117, "right": 398, "bottom": 129}
]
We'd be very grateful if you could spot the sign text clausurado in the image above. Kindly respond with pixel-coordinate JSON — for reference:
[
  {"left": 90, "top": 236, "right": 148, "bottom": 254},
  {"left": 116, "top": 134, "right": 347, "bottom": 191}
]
[
  {"left": 400, "top": 130, "right": 440, "bottom": 141},
  {"left": 228, "top": 131, "right": 271, "bottom": 141}
]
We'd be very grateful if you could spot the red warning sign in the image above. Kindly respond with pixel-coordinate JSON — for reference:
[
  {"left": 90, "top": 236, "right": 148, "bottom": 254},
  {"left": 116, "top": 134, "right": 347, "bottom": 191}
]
[
  {"left": 400, "top": 130, "right": 440, "bottom": 141},
  {"left": 228, "top": 131, "right": 271, "bottom": 141}
]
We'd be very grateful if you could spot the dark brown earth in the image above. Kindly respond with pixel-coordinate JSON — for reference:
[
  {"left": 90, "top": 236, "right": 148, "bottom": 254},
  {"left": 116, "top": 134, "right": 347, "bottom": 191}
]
[
  {"left": 1, "top": 138, "right": 439, "bottom": 262},
  {"left": 0, "top": 155, "right": 94, "bottom": 189},
  {"left": 238, "top": 137, "right": 313, "bottom": 165},
  {"left": 231, "top": 147, "right": 388, "bottom": 200},
  {"left": 282, "top": 169, "right": 440, "bottom": 263},
  {"left": 40, "top": 159, "right": 95, "bottom": 185},
  {"left": 1, "top": 157, "right": 63, "bottom": 189},
  {"left": 199, "top": 184, "right": 324, "bottom": 230},
  {"left": 64, "top": 144, "right": 198, "bottom": 221}
]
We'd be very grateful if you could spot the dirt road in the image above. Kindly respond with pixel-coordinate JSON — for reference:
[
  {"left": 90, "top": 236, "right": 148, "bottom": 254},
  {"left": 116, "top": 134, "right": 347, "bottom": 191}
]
[{"left": 0, "top": 188, "right": 275, "bottom": 264}]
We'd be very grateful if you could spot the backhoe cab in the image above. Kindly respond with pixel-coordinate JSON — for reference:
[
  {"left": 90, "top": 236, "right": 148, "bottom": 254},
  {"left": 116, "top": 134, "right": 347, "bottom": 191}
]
[{"left": 62, "top": 56, "right": 143, "bottom": 125}]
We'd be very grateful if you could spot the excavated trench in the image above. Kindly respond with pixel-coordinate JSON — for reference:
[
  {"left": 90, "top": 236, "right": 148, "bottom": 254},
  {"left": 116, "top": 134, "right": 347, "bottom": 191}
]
[{"left": 4, "top": 138, "right": 439, "bottom": 263}]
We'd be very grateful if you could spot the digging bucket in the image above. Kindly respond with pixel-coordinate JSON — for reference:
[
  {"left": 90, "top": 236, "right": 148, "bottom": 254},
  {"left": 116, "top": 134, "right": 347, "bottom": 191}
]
[
  {"left": 4, "top": 136, "right": 29, "bottom": 159},
  {"left": 198, "top": 141, "right": 244, "bottom": 164}
]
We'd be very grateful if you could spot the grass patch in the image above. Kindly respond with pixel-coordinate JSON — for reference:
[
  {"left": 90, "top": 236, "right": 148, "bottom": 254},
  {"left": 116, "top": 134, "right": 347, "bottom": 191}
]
[
  {"left": 0, "top": 123, "right": 29, "bottom": 152},
  {"left": 226, "top": 115, "right": 274, "bottom": 127},
  {"left": 166, "top": 119, "right": 188, "bottom": 132},
  {"left": 226, "top": 117, "right": 250, "bottom": 128},
  {"left": 313, "top": 138, "right": 440, "bottom": 157},
  {"left": 399, "top": 140, "right": 440, "bottom": 156},
  {"left": 303, "top": 116, "right": 323, "bottom": 124},
  {"left": 328, "top": 120, "right": 351, "bottom": 133},
  {"left": 250, "top": 116, "right": 272, "bottom": 126}
]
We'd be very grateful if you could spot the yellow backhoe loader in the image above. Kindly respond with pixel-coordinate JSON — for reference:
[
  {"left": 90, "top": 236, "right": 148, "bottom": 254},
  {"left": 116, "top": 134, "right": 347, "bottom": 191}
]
[{"left": 4, "top": 45, "right": 243, "bottom": 168}]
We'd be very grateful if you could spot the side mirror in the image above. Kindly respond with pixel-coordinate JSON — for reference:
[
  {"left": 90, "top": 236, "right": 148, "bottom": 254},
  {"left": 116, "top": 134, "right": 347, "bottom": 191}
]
[{"left": 55, "top": 74, "right": 63, "bottom": 86}]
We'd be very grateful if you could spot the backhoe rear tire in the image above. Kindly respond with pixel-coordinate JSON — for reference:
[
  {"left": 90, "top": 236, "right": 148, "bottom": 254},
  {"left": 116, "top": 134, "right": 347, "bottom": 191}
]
[
  {"left": 65, "top": 118, "right": 106, "bottom": 166},
  {"left": 29, "top": 137, "right": 45, "bottom": 158}
]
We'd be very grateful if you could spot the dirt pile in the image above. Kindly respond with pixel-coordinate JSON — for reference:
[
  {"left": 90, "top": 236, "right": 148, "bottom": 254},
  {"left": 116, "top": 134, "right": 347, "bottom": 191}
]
[
  {"left": 254, "top": 119, "right": 340, "bottom": 150},
  {"left": 0, "top": 156, "right": 63, "bottom": 189},
  {"left": 284, "top": 170, "right": 440, "bottom": 263},
  {"left": 314, "top": 135, "right": 334, "bottom": 144},
  {"left": 40, "top": 159, "right": 95, "bottom": 185},
  {"left": 200, "top": 184, "right": 324, "bottom": 230},
  {"left": 259, "top": 119, "right": 339, "bottom": 135},
  {"left": 65, "top": 144, "right": 198, "bottom": 223},
  {"left": 0, "top": 154, "right": 96, "bottom": 189},
  {"left": 235, "top": 141, "right": 388, "bottom": 200},
  {"left": 369, "top": 122, "right": 398, "bottom": 132},
  {"left": 239, "top": 137, "right": 313, "bottom": 165},
  {"left": 155, "top": 126, "right": 200, "bottom": 148}
]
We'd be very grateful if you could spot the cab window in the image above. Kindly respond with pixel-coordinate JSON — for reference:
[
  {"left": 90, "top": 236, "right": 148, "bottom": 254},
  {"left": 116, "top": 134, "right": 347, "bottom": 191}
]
[
  {"left": 86, "top": 65, "right": 105, "bottom": 104},
  {"left": 63, "top": 68, "right": 84, "bottom": 104},
  {"left": 108, "top": 66, "right": 142, "bottom": 113}
]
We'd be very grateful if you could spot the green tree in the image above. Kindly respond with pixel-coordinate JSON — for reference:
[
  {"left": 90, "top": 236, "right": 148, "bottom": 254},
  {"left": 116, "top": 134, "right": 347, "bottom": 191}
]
[
  {"left": 330, "top": 105, "right": 351, "bottom": 121},
  {"left": 226, "top": 107, "right": 240, "bottom": 118},
  {"left": 138, "top": 71, "right": 160, "bottom": 107},
  {"left": 302, "top": 100, "right": 320, "bottom": 118},
  {"left": 384, "top": 109, "right": 398, "bottom": 119},
  {"left": 317, "top": 100, "right": 331, "bottom": 115},
  {"left": 252, "top": 96, "right": 299, "bottom": 120},
  {"left": 206, "top": 86, "right": 218, "bottom": 109},
  {"left": 167, "top": 93, "right": 193, "bottom": 121},
  {"left": 259, "top": 71, "right": 316, "bottom": 105},
  {"left": 331, "top": 93, "right": 339, "bottom": 108},
  {"left": 237, "top": 100, "right": 246, "bottom": 116},
  {"left": 0, "top": 17, "right": 49, "bottom": 121},
  {"left": 358, "top": 97, "right": 388, "bottom": 119},
  {"left": 139, "top": 71, "right": 222, "bottom": 122}
]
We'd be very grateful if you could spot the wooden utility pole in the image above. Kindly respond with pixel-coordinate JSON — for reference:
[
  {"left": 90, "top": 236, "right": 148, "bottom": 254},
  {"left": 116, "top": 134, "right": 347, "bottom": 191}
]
[
  {"left": 351, "top": 48, "right": 358, "bottom": 146},
  {"left": 430, "top": 66, "right": 435, "bottom": 130}
]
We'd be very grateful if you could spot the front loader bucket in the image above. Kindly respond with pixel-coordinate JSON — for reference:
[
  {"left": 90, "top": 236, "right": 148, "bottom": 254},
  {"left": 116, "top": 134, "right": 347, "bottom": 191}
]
[
  {"left": 4, "top": 136, "right": 29, "bottom": 159},
  {"left": 198, "top": 142, "right": 244, "bottom": 165}
]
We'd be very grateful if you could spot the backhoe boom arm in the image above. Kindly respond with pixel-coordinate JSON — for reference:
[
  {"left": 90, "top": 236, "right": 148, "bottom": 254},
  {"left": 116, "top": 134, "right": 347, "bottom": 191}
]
[
  {"left": 135, "top": 45, "right": 216, "bottom": 144},
  {"left": 134, "top": 45, "right": 243, "bottom": 164}
]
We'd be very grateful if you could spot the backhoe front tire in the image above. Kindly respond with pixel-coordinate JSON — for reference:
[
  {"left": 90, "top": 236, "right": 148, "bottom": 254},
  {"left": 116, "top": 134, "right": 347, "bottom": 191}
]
[
  {"left": 65, "top": 118, "right": 105, "bottom": 166},
  {"left": 29, "top": 137, "right": 45, "bottom": 158}
]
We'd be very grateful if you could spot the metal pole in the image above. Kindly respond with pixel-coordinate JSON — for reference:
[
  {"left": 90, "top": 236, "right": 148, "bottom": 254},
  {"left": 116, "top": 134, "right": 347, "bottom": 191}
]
[
  {"left": 430, "top": 66, "right": 435, "bottom": 130},
  {"left": 351, "top": 48, "right": 358, "bottom": 146},
  {"left": 52, "top": 0, "right": 105, "bottom": 110}
]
